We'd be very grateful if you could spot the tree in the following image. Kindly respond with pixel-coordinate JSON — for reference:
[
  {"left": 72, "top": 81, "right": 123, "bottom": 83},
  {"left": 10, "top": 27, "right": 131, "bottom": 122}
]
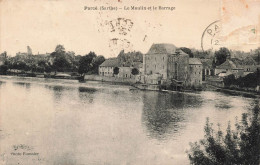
[
  {"left": 0, "top": 65, "right": 8, "bottom": 75},
  {"left": 52, "top": 55, "right": 71, "bottom": 72},
  {"left": 0, "top": 51, "right": 7, "bottom": 58},
  {"left": 131, "top": 68, "right": 139, "bottom": 75},
  {"left": 78, "top": 52, "right": 97, "bottom": 75},
  {"left": 215, "top": 47, "right": 231, "bottom": 66},
  {"left": 223, "top": 74, "right": 236, "bottom": 87},
  {"left": 187, "top": 104, "right": 260, "bottom": 165},
  {"left": 180, "top": 47, "right": 194, "bottom": 58},
  {"left": 92, "top": 55, "right": 105, "bottom": 74},
  {"left": 113, "top": 67, "right": 119, "bottom": 75},
  {"left": 55, "top": 45, "right": 65, "bottom": 54},
  {"left": 117, "top": 50, "right": 143, "bottom": 66}
]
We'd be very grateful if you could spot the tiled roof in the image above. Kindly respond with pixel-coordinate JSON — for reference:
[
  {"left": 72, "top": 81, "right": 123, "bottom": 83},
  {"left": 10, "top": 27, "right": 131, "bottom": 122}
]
[
  {"left": 100, "top": 59, "right": 119, "bottom": 67},
  {"left": 189, "top": 58, "right": 202, "bottom": 65},
  {"left": 147, "top": 43, "right": 177, "bottom": 54},
  {"left": 243, "top": 56, "right": 257, "bottom": 65},
  {"left": 216, "top": 60, "right": 237, "bottom": 69},
  {"left": 201, "top": 59, "right": 213, "bottom": 68}
]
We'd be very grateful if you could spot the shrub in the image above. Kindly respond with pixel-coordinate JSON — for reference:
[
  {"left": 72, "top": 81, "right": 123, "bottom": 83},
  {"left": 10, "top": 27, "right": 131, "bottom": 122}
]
[{"left": 187, "top": 104, "right": 260, "bottom": 165}]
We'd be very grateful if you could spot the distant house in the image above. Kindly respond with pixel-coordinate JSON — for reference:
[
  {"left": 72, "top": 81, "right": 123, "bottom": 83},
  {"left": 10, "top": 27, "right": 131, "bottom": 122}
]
[
  {"left": 143, "top": 43, "right": 189, "bottom": 85},
  {"left": 188, "top": 58, "right": 203, "bottom": 87},
  {"left": 215, "top": 60, "right": 244, "bottom": 78},
  {"left": 99, "top": 58, "right": 119, "bottom": 77},
  {"left": 233, "top": 56, "right": 258, "bottom": 76},
  {"left": 118, "top": 62, "right": 142, "bottom": 79}
]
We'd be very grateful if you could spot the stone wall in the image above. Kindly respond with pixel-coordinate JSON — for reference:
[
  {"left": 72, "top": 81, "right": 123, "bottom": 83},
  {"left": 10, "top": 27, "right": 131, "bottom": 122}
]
[
  {"left": 188, "top": 64, "right": 203, "bottom": 87},
  {"left": 84, "top": 75, "right": 136, "bottom": 84},
  {"left": 144, "top": 54, "right": 168, "bottom": 79},
  {"left": 99, "top": 66, "right": 114, "bottom": 77}
]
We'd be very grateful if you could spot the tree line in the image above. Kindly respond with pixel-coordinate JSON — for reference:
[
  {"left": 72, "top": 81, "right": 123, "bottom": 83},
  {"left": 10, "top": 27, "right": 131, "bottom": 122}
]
[{"left": 0, "top": 45, "right": 105, "bottom": 76}]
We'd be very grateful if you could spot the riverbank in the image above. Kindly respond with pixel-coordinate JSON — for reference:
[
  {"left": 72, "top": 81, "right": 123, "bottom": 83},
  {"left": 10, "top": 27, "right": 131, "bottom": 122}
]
[
  {"left": 206, "top": 84, "right": 260, "bottom": 98},
  {"left": 1, "top": 75, "right": 259, "bottom": 98}
]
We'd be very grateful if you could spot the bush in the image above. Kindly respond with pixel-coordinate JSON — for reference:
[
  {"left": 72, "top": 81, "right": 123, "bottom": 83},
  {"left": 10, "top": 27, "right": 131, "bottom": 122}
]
[
  {"left": 187, "top": 104, "right": 260, "bottom": 165},
  {"left": 0, "top": 65, "right": 8, "bottom": 75}
]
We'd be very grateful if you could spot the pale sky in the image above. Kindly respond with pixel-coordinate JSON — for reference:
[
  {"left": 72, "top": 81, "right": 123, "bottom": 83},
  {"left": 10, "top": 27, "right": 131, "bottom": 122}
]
[{"left": 1, "top": 0, "right": 256, "bottom": 58}]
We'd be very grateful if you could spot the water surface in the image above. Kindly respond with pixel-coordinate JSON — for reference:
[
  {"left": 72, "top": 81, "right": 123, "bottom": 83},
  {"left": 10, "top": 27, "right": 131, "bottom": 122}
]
[{"left": 0, "top": 76, "right": 255, "bottom": 165}]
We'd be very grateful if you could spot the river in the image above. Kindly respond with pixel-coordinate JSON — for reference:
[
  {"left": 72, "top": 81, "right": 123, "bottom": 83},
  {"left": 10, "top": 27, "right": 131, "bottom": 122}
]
[{"left": 0, "top": 76, "right": 256, "bottom": 165}]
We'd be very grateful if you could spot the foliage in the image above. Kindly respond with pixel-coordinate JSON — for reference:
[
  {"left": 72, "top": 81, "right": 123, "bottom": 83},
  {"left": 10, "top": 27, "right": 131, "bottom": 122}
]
[
  {"left": 54, "top": 45, "right": 65, "bottom": 54},
  {"left": 52, "top": 53, "right": 71, "bottom": 72},
  {"left": 187, "top": 104, "right": 260, "bottom": 165},
  {"left": 92, "top": 55, "right": 105, "bottom": 74},
  {"left": 78, "top": 52, "right": 97, "bottom": 75},
  {"left": 113, "top": 67, "right": 119, "bottom": 75},
  {"left": 131, "top": 68, "right": 139, "bottom": 75},
  {"left": 180, "top": 47, "right": 194, "bottom": 58},
  {"left": 117, "top": 50, "right": 143, "bottom": 66},
  {"left": 223, "top": 74, "right": 236, "bottom": 87},
  {"left": 215, "top": 47, "right": 231, "bottom": 66},
  {"left": 0, "top": 65, "right": 8, "bottom": 75},
  {"left": 223, "top": 70, "right": 260, "bottom": 88}
]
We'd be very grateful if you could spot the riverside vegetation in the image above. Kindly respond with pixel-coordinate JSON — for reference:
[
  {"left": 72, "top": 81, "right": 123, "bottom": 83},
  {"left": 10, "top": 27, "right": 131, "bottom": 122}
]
[{"left": 187, "top": 103, "right": 260, "bottom": 165}]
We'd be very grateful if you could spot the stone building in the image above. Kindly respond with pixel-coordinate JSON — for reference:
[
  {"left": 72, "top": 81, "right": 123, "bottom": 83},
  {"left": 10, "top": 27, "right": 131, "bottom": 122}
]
[
  {"left": 187, "top": 58, "right": 203, "bottom": 87},
  {"left": 215, "top": 59, "right": 244, "bottom": 78},
  {"left": 99, "top": 58, "right": 119, "bottom": 77},
  {"left": 99, "top": 58, "right": 142, "bottom": 80},
  {"left": 143, "top": 43, "right": 189, "bottom": 85}
]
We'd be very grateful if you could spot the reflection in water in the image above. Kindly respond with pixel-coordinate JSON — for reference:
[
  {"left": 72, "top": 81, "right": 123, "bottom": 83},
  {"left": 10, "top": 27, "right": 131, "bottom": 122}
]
[
  {"left": 0, "top": 81, "right": 6, "bottom": 87},
  {"left": 142, "top": 92, "right": 203, "bottom": 140},
  {"left": 78, "top": 87, "right": 97, "bottom": 104},
  {"left": 44, "top": 85, "right": 68, "bottom": 102},
  {"left": 13, "top": 82, "right": 31, "bottom": 90},
  {"left": 215, "top": 100, "right": 232, "bottom": 109},
  {"left": 0, "top": 77, "right": 256, "bottom": 165},
  {"left": 78, "top": 87, "right": 97, "bottom": 93}
]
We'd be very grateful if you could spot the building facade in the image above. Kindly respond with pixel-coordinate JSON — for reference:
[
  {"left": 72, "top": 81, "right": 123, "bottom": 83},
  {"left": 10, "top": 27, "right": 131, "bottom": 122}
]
[
  {"left": 187, "top": 58, "right": 203, "bottom": 87},
  {"left": 143, "top": 43, "right": 189, "bottom": 85},
  {"left": 215, "top": 60, "right": 244, "bottom": 78},
  {"left": 99, "top": 58, "right": 119, "bottom": 77}
]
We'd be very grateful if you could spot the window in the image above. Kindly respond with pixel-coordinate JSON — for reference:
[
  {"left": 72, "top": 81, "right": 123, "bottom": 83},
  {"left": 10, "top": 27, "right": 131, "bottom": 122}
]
[
  {"left": 155, "top": 65, "right": 156, "bottom": 69},
  {"left": 163, "top": 57, "right": 164, "bottom": 61}
]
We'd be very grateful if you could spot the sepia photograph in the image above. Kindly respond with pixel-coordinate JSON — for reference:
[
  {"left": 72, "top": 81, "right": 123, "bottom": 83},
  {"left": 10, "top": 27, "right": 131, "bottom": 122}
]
[{"left": 0, "top": 0, "right": 260, "bottom": 164}]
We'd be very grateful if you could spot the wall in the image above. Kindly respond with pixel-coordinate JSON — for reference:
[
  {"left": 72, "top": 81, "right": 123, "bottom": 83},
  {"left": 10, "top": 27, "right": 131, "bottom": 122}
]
[
  {"left": 99, "top": 66, "right": 114, "bottom": 77},
  {"left": 117, "top": 67, "right": 132, "bottom": 78},
  {"left": 188, "top": 64, "right": 203, "bottom": 87},
  {"left": 167, "top": 54, "right": 189, "bottom": 84},
  {"left": 84, "top": 74, "right": 136, "bottom": 84},
  {"left": 144, "top": 54, "right": 168, "bottom": 79}
]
